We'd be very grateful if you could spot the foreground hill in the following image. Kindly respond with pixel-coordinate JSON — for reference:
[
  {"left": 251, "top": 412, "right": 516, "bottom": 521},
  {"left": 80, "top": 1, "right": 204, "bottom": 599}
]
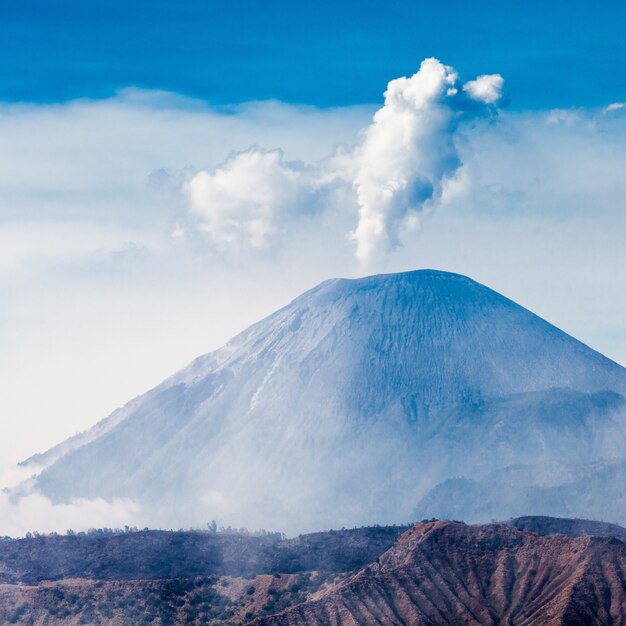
[
  {"left": 19, "top": 270, "right": 626, "bottom": 531},
  {"left": 1, "top": 518, "right": 624, "bottom": 625},
  {"left": 257, "top": 520, "right": 626, "bottom": 626},
  {"left": 0, "top": 526, "right": 405, "bottom": 585}
]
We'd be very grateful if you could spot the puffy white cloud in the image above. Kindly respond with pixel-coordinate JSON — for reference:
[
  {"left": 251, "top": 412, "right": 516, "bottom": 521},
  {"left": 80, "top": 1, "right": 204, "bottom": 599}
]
[
  {"left": 605, "top": 102, "right": 626, "bottom": 113},
  {"left": 181, "top": 144, "right": 358, "bottom": 253},
  {"left": 351, "top": 58, "right": 505, "bottom": 262},
  {"left": 463, "top": 73, "right": 505, "bottom": 104},
  {"left": 185, "top": 148, "right": 323, "bottom": 250}
]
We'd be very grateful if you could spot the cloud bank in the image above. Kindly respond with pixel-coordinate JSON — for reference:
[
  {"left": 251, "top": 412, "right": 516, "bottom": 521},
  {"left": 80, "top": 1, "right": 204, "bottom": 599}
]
[
  {"left": 0, "top": 463, "right": 141, "bottom": 537},
  {"left": 185, "top": 148, "right": 326, "bottom": 250},
  {"left": 0, "top": 491, "right": 141, "bottom": 538}
]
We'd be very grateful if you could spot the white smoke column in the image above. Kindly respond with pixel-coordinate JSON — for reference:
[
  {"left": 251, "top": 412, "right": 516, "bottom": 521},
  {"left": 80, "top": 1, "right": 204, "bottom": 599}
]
[{"left": 352, "top": 58, "right": 505, "bottom": 262}]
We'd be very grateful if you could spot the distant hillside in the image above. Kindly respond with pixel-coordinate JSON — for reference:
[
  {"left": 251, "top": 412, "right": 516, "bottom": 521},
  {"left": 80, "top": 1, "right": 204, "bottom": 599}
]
[
  {"left": 509, "top": 515, "right": 626, "bottom": 541},
  {"left": 413, "top": 459, "right": 626, "bottom": 525}
]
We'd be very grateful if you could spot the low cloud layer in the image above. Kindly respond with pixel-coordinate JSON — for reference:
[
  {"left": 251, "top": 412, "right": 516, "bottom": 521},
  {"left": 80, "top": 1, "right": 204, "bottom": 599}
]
[
  {"left": 0, "top": 464, "right": 141, "bottom": 537},
  {"left": 0, "top": 491, "right": 141, "bottom": 537}
]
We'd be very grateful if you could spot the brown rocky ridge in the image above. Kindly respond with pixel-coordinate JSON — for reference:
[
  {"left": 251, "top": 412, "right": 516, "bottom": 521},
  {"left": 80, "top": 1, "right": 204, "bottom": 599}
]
[{"left": 256, "top": 520, "right": 626, "bottom": 626}]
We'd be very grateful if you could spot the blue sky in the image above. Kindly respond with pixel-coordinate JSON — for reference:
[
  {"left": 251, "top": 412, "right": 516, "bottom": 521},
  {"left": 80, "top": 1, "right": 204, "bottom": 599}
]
[{"left": 1, "top": 0, "right": 625, "bottom": 108}]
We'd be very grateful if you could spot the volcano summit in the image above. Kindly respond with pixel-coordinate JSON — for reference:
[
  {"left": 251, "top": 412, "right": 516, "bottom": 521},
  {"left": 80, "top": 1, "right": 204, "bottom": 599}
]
[{"left": 22, "top": 270, "right": 626, "bottom": 532}]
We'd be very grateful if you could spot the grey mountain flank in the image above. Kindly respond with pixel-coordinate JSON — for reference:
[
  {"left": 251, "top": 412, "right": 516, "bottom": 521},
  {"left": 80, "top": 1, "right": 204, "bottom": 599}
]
[{"left": 19, "top": 270, "right": 626, "bottom": 532}]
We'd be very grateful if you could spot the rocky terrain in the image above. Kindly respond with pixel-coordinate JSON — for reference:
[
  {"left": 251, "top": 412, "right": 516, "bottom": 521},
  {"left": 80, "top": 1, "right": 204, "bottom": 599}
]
[
  {"left": 256, "top": 520, "right": 626, "bottom": 626},
  {"left": 0, "top": 517, "right": 625, "bottom": 624},
  {"left": 0, "top": 572, "right": 338, "bottom": 625}
]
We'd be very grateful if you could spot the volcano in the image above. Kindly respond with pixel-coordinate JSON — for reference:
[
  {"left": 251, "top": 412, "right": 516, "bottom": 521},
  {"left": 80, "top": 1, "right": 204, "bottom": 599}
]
[{"left": 23, "top": 270, "right": 626, "bottom": 532}]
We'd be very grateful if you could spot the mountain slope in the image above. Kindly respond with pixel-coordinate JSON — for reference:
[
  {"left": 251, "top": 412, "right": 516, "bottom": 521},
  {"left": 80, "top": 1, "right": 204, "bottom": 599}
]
[
  {"left": 413, "top": 459, "right": 626, "bottom": 524},
  {"left": 509, "top": 515, "right": 626, "bottom": 541},
  {"left": 256, "top": 520, "right": 626, "bottom": 626},
  {"left": 23, "top": 270, "right": 626, "bottom": 532}
]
